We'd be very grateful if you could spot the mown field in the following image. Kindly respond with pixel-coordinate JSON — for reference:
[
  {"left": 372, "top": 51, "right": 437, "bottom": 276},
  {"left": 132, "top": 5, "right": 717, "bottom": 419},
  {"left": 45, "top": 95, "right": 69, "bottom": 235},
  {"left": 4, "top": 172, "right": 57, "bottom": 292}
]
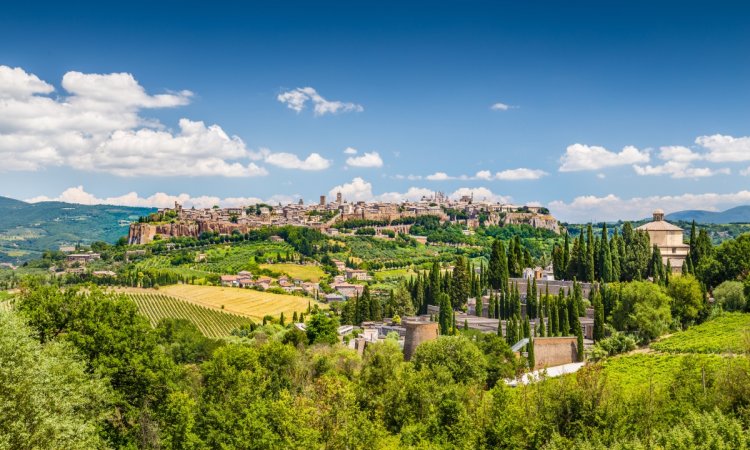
[
  {"left": 258, "top": 263, "right": 325, "bottom": 281},
  {"left": 651, "top": 312, "right": 750, "bottom": 354},
  {"left": 127, "top": 292, "right": 253, "bottom": 338},
  {"left": 156, "top": 284, "right": 323, "bottom": 321}
]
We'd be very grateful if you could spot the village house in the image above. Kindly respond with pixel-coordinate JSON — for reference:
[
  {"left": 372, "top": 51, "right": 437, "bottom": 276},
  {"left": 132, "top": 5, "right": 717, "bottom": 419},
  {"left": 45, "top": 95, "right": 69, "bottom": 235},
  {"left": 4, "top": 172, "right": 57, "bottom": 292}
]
[
  {"left": 66, "top": 253, "right": 101, "bottom": 265},
  {"left": 345, "top": 268, "right": 372, "bottom": 281}
]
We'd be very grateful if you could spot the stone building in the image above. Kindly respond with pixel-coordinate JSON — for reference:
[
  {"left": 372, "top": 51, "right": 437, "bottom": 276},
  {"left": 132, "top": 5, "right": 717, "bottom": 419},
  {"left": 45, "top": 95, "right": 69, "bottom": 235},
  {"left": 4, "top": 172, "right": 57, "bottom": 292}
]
[{"left": 635, "top": 209, "right": 689, "bottom": 273}]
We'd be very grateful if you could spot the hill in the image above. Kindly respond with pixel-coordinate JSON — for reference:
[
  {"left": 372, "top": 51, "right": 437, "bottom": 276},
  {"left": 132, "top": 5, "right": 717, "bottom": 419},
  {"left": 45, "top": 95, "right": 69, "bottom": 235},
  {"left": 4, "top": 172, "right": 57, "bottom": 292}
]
[
  {"left": 667, "top": 205, "right": 750, "bottom": 224},
  {"left": 0, "top": 196, "right": 154, "bottom": 263}
]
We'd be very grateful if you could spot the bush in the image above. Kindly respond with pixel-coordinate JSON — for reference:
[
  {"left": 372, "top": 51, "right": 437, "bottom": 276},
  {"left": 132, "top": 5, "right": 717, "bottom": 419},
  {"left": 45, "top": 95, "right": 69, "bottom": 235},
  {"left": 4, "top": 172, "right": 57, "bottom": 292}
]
[
  {"left": 589, "top": 331, "right": 637, "bottom": 361},
  {"left": 713, "top": 281, "right": 746, "bottom": 312}
]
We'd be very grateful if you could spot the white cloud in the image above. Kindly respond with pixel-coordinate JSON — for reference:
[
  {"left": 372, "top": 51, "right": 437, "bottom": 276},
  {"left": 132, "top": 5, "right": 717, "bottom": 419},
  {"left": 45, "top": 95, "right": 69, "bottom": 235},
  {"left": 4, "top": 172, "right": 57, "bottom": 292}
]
[
  {"left": 377, "top": 187, "right": 434, "bottom": 203},
  {"left": 695, "top": 134, "right": 750, "bottom": 162},
  {"left": 658, "top": 146, "right": 702, "bottom": 163},
  {"left": 343, "top": 147, "right": 358, "bottom": 155},
  {"left": 490, "top": 102, "right": 511, "bottom": 111},
  {"left": 346, "top": 151, "right": 383, "bottom": 168},
  {"left": 549, "top": 190, "right": 750, "bottom": 222},
  {"left": 741, "top": 167, "right": 750, "bottom": 176},
  {"left": 0, "top": 65, "right": 54, "bottom": 99},
  {"left": 277, "top": 87, "right": 363, "bottom": 116},
  {"left": 494, "top": 168, "right": 548, "bottom": 180},
  {"left": 559, "top": 144, "right": 650, "bottom": 172},
  {"left": 474, "top": 170, "right": 493, "bottom": 180},
  {"left": 450, "top": 187, "right": 511, "bottom": 203},
  {"left": 0, "top": 65, "right": 270, "bottom": 178},
  {"left": 263, "top": 151, "right": 331, "bottom": 170},
  {"left": 633, "top": 161, "right": 729, "bottom": 179},
  {"left": 328, "top": 177, "right": 374, "bottom": 202},
  {"left": 426, "top": 172, "right": 454, "bottom": 181},
  {"left": 25, "top": 185, "right": 296, "bottom": 209}
]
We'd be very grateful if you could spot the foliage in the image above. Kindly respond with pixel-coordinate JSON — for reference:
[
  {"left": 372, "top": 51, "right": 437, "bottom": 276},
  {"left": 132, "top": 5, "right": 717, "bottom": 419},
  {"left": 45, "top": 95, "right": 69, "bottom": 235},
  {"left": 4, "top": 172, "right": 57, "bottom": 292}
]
[
  {"left": 651, "top": 312, "right": 750, "bottom": 354},
  {"left": 611, "top": 281, "right": 672, "bottom": 343},
  {"left": 0, "top": 311, "right": 112, "bottom": 449},
  {"left": 667, "top": 274, "right": 705, "bottom": 327},
  {"left": 714, "top": 281, "right": 746, "bottom": 312}
]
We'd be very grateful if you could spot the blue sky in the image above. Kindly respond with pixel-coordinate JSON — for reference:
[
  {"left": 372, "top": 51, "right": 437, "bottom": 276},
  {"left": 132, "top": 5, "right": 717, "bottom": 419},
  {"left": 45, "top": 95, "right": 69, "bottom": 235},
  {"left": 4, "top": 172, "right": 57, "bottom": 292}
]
[{"left": 1, "top": 0, "right": 750, "bottom": 221}]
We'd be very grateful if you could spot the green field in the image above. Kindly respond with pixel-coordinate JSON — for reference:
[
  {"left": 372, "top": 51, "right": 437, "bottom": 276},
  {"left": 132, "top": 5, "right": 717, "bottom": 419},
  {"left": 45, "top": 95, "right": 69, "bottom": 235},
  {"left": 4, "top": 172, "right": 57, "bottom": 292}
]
[
  {"left": 127, "top": 292, "right": 253, "bottom": 338},
  {"left": 651, "top": 313, "right": 750, "bottom": 354},
  {"left": 600, "top": 353, "right": 726, "bottom": 393}
]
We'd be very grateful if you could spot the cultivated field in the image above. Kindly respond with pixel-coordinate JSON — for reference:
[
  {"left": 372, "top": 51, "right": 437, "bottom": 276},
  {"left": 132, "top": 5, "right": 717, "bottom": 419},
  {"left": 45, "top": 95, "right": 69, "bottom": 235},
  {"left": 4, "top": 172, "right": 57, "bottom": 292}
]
[
  {"left": 127, "top": 292, "right": 253, "bottom": 338},
  {"left": 651, "top": 312, "right": 750, "bottom": 354},
  {"left": 601, "top": 353, "right": 725, "bottom": 394},
  {"left": 258, "top": 263, "right": 325, "bottom": 282},
  {"left": 155, "top": 284, "right": 323, "bottom": 321}
]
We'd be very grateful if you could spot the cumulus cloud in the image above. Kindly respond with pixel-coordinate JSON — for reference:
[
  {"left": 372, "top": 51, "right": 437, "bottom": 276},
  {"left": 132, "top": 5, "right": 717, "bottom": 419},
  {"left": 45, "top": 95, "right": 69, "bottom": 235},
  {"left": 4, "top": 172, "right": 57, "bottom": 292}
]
[
  {"left": 420, "top": 168, "right": 546, "bottom": 181},
  {"left": 495, "top": 168, "right": 548, "bottom": 180},
  {"left": 549, "top": 190, "right": 750, "bottom": 223},
  {"left": 343, "top": 147, "right": 358, "bottom": 155},
  {"left": 277, "top": 87, "right": 363, "bottom": 116},
  {"left": 695, "top": 134, "right": 750, "bottom": 162},
  {"left": 0, "top": 65, "right": 275, "bottom": 178},
  {"left": 632, "top": 145, "right": 730, "bottom": 179},
  {"left": 559, "top": 144, "right": 650, "bottom": 172},
  {"left": 450, "top": 187, "right": 511, "bottom": 203},
  {"left": 328, "top": 177, "right": 374, "bottom": 202},
  {"left": 378, "top": 187, "right": 434, "bottom": 203},
  {"left": 490, "top": 102, "right": 511, "bottom": 111},
  {"left": 346, "top": 151, "right": 383, "bottom": 168},
  {"left": 633, "top": 162, "right": 729, "bottom": 179},
  {"left": 263, "top": 151, "right": 331, "bottom": 170},
  {"left": 426, "top": 172, "right": 454, "bottom": 181},
  {"left": 26, "top": 185, "right": 298, "bottom": 209}
]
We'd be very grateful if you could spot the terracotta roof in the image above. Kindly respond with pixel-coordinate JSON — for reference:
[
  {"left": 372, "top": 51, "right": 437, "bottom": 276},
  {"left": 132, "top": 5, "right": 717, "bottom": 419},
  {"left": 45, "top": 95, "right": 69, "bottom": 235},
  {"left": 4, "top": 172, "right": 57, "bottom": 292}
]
[{"left": 636, "top": 220, "right": 684, "bottom": 232}]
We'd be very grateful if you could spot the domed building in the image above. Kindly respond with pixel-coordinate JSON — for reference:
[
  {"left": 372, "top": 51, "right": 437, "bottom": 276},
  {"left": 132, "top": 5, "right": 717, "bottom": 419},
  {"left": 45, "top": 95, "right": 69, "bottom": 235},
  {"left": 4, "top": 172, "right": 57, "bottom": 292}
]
[{"left": 635, "top": 209, "right": 689, "bottom": 273}]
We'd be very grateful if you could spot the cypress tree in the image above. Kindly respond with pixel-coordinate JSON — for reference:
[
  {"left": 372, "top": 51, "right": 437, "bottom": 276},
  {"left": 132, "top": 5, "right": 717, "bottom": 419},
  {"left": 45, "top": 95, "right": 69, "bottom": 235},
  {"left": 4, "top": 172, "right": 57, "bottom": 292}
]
[
  {"left": 529, "top": 277, "right": 538, "bottom": 319},
  {"left": 488, "top": 240, "right": 509, "bottom": 293},
  {"left": 523, "top": 317, "right": 531, "bottom": 339},
  {"left": 593, "top": 288, "right": 604, "bottom": 341},
  {"left": 586, "top": 224, "right": 596, "bottom": 282},
  {"left": 610, "top": 229, "right": 622, "bottom": 282},
  {"left": 463, "top": 318, "right": 469, "bottom": 331},
  {"left": 451, "top": 256, "right": 470, "bottom": 309},
  {"left": 438, "top": 293, "right": 452, "bottom": 335},
  {"left": 488, "top": 291, "right": 495, "bottom": 318},
  {"left": 559, "top": 294, "right": 569, "bottom": 335},
  {"left": 562, "top": 231, "right": 570, "bottom": 278},
  {"left": 280, "top": 312, "right": 285, "bottom": 326},
  {"left": 292, "top": 311, "right": 298, "bottom": 322},
  {"left": 550, "top": 298, "right": 558, "bottom": 336},
  {"left": 528, "top": 337, "right": 536, "bottom": 370},
  {"left": 539, "top": 310, "right": 546, "bottom": 337},
  {"left": 600, "top": 223, "right": 613, "bottom": 282},
  {"left": 576, "top": 323, "right": 585, "bottom": 362}
]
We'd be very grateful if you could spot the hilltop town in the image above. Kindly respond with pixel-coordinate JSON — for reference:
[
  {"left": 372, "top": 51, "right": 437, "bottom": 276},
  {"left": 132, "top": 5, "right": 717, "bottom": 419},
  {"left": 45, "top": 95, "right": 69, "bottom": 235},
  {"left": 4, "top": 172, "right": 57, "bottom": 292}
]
[{"left": 128, "top": 191, "right": 559, "bottom": 244}]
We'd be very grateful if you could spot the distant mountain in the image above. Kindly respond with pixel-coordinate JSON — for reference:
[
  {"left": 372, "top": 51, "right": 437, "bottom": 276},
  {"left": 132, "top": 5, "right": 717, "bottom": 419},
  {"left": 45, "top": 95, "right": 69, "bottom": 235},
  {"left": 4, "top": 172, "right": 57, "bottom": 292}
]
[
  {"left": 0, "top": 196, "right": 154, "bottom": 263},
  {"left": 666, "top": 206, "right": 750, "bottom": 224}
]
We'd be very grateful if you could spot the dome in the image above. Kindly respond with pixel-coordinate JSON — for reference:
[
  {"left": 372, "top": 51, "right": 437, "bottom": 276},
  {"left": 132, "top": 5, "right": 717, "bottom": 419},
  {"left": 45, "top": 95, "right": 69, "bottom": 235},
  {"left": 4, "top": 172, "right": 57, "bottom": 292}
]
[{"left": 653, "top": 208, "right": 664, "bottom": 214}]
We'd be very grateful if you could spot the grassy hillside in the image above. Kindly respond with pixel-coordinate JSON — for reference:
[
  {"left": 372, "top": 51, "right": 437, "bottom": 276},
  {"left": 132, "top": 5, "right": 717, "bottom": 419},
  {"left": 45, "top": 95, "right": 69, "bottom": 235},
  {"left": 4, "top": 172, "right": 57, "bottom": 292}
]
[
  {"left": 651, "top": 312, "right": 750, "bottom": 354},
  {"left": 127, "top": 292, "right": 253, "bottom": 337},
  {"left": 0, "top": 196, "right": 154, "bottom": 263}
]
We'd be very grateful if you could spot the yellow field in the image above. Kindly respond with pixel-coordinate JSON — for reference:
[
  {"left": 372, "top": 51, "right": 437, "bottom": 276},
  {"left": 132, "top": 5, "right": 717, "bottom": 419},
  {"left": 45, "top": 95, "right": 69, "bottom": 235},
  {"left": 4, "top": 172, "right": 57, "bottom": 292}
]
[
  {"left": 259, "top": 263, "right": 325, "bottom": 282},
  {"left": 139, "top": 284, "right": 325, "bottom": 321}
]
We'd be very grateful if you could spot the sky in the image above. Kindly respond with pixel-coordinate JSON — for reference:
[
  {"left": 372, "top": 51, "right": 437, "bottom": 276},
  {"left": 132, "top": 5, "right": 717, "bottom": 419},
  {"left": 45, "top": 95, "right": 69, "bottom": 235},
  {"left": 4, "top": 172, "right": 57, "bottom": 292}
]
[{"left": 1, "top": 0, "right": 750, "bottom": 222}]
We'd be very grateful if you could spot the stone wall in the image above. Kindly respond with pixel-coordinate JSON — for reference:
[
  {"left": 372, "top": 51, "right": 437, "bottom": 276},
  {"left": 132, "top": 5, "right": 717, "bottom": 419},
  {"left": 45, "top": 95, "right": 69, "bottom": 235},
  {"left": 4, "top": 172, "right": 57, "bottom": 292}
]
[
  {"left": 128, "top": 220, "right": 255, "bottom": 244},
  {"left": 533, "top": 337, "right": 578, "bottom": 370}
]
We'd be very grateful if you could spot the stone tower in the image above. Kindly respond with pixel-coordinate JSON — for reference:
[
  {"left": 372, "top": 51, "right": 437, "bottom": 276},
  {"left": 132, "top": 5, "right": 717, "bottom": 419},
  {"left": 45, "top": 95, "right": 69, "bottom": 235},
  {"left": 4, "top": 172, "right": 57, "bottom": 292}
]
[{"left": 403, "top": 319, "right": 439, "bottom": 361}]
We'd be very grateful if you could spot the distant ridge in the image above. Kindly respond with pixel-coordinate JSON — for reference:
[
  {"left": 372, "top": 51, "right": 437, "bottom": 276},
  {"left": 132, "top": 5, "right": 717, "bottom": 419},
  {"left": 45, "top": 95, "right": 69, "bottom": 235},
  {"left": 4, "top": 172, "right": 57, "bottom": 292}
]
[
  {"left": 666, "top": 205, "right": 750, "bottom": 224},
  {"left": 0, "top": 195, "right": 155, "bottom": 263}
]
